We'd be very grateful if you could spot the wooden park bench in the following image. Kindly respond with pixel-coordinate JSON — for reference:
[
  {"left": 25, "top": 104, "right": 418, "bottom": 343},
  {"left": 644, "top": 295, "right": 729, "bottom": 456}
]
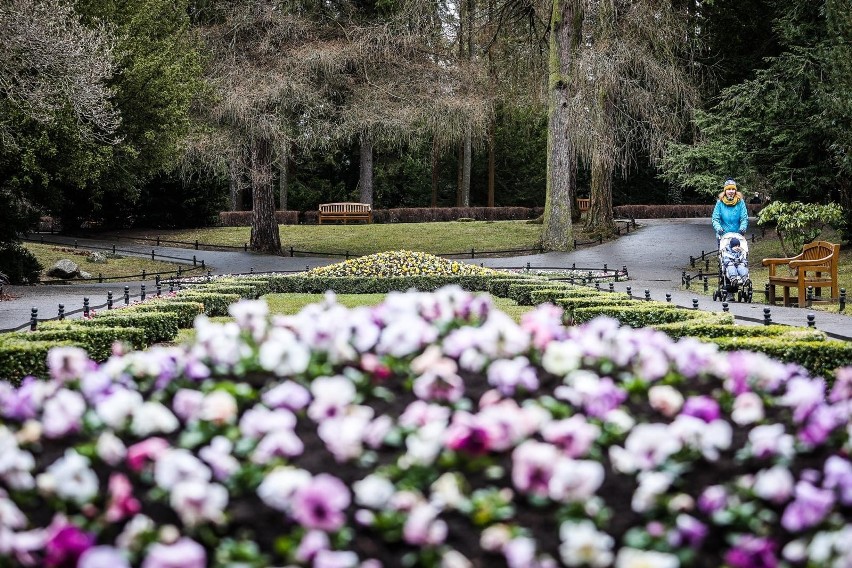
[
  {"left": 762, "top": 240, "right": 840, "bottom": 307},
  {"left": 577, "top": 198, "right": 591, "bottom": 212},
  {"left": 318, "top": 202, "right": 372, "bottom": 225}
]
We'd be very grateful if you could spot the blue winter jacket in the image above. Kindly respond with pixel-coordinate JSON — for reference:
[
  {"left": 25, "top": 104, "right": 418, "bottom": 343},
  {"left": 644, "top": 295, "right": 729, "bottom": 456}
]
[{"left": 712, "top": 194, "right": 748, "bottom": 236}]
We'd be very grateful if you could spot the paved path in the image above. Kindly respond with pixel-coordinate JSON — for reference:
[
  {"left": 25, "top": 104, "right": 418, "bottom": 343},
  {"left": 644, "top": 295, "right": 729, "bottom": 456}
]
[{"left": 3, "top": 221, "right": 850, "bottom": 339}]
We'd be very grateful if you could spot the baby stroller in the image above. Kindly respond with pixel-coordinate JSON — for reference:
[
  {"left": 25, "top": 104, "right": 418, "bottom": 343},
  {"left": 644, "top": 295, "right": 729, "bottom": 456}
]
[{"left": 712, "top": 232, "right": 754, "bottom": 303}]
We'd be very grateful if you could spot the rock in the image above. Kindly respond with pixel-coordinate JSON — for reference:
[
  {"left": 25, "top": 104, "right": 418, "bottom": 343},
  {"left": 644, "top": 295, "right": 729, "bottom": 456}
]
[
  {"left": 47, "top": 259, "right": 80, "bottom": 279},
  {"left": 79, "top": 271, "right": 92, "bottom": 279},
  {"left": 87, "top": 252, "right": 108, "bottom": 264}
]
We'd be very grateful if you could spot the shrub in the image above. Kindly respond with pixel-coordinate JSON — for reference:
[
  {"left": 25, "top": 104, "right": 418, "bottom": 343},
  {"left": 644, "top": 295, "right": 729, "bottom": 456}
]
[
  {"left": 218, "top": 211, "right": 300, "bottom": 226},
  {"left": 20, "top": 322, "right": 148, "bottom": 361},
  {"left": 0, "top": 289, "right": 850, "bottom": 568},
  {"left": 124, "top": 300, "right": 205, "bottom": 328},
  {"left": 709, "top": 336, "right": 852, "bottom": 380},
  {"left": 84, "top": 311, "right": 179, "bottom": 344},
  {"left": 0, "top": 241, "right": 43, "bottom": 284},
  {"left": 0, "top": 338, "right": 72, "bottom": 384},
  {"left": 174, "top": 292, "right": 241, "bottom": 316},
  {"left": 653, "top": 321, "right": 827, "bottom": 341},
  {"left": 183, "top": 283, "right": 261, "bottom": 300},
  {"left": 613, "top": 204, "right": 763, "bottom": 220},
  {"left": 573, "top": 303, "right": 732, "bottom": 327}
]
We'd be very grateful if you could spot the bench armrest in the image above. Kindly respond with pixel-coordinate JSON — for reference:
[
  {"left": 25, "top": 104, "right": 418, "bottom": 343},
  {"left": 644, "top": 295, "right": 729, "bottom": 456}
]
[
  {"left": 789, "top": 255, "right": 834, "bottom": 270},
  {"left": 761, "top": 257, "right": 792, "bottom": 266}
]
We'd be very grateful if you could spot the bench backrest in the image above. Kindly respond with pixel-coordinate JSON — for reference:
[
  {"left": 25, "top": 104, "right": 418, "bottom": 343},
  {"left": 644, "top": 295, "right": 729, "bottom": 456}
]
[
  {"left": 319, "top": 202, "right": 371, "bottom": 213},
  {"left": 798, "top": 241, "right": 839, "bottom": 267}
]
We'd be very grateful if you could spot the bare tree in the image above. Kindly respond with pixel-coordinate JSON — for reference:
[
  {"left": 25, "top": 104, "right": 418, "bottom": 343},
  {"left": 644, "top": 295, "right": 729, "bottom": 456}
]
[{"left": 0, "top": 0, "right": 120, "bottom": 141}]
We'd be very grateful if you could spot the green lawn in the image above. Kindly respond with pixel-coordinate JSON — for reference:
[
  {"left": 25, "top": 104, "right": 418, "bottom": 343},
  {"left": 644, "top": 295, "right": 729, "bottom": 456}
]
[
  {"left": 25, "top": 243, "right": 189, "bottom": 282},
  {"left": 117, "top": 221, "right": 545, "bottom": 256},
  {"left": 172, "top": 293, "right": 534, "bottom": 344}
]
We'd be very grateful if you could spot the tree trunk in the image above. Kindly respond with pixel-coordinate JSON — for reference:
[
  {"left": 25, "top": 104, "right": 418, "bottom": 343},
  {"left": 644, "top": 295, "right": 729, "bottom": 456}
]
[
  {"left": 461, "top": 128, "right": 472, "bottom": 207},
  {"left": 542, "top": 0, "right": 577, "bottom": 251},
  {"left": 431, "top": 139, "right": 440, "bottom": 208},
  {"left": 456, "top": 144, "right": 464, "bottom": 207},
  {"left": 487, "top": 117, "right": 495, "bottom": 207},
  {"left": 228, "top": 158, "right": 241, "bottom": 211},
  {"left": 586, "top": 154, "right": 615, "bottom": 236},
  {"left": 250, "top": 136, "right": 281, "bottom": 254},
  {"left": 359, "top": 134, "right": 374, "bottom": 206},
  {"left": 278, "top": 143, "right": 290, "bottom": 211}
]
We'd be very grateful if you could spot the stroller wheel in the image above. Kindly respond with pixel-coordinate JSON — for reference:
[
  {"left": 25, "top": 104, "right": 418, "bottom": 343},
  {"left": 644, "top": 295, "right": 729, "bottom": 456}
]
[{"left": 712, "top": 291, "right": 719, "bottom": 301}]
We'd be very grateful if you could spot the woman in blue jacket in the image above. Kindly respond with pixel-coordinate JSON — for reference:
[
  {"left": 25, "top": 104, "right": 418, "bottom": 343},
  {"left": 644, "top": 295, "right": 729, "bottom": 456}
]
[{"left": 712, "top": 179, "right": 748, "bottom": 240}]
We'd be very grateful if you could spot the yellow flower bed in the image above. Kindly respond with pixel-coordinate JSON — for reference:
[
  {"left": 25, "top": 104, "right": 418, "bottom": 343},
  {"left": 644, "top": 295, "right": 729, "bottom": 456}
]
[{"left": 307, "top": 250, "right": 503, "bottom": 278}]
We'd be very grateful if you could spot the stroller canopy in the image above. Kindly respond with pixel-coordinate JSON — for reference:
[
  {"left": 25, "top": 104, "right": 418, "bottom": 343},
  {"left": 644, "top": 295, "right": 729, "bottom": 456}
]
[{"left": 719, "top": 232, "right": 749, "bottom": 256}]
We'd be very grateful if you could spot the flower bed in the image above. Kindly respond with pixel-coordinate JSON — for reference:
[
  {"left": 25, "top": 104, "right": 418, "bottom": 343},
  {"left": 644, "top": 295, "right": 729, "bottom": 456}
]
[
  {"left": 305, "top": 250, "right": 503, "bottom": 278},
  {"left": 0, "top": 287, "right": 850, "bottom": 567}
]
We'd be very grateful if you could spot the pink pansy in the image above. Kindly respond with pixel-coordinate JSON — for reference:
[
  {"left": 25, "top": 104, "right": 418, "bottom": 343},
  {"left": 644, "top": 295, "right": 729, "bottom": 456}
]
[
  {"left": 444, "top": 411, "right": 495, "bottom": 456},
  {"left": 169, "top": 480, "right": 228, "bottom": 526},
  {"left": 780, "top": 377, "right": 826, "bottom": 423},
  {"left": 609, "top": 423, "right": 682, "bottom": 473},
  {"left": 292, "top": 474, "right": 351, "bottom": 531},
  {"left": 140, "top": 537, "right": 206, "bottom": 568},
  {"left": 824, "top": 455, "right": 852, "bottom": 505},
  {"left": 199, "top": 436, "right": 240, "bottom": 480},
  {"left": 295, "top": 530, "right": 330, "bottom": 563},
  {"left": 487, "top": 357, "right": 539, "bottom": 396},
  {"left": 829, "top": 367, "right": 852, "bottom": 403},
  {"left": 782, "top": 481, "right": 835, "bottom": 532},
  {"left": 308, "top": 376, "right": 357, "bottom": 421},
  {"left": 398, "top": 401, "right": 451, "bottom": 429},
  {"left": 520, "top": 303, "right": 567, "bottom": 350},
  {"left": 78, "top": 546, "right": 131, "bottom": 568},
  {"left": 542, "top": 415, "right": 601, "bottom": 458},
  {"left": 403, "top": 503, "right": 447, "bottom": 546},
  {"left": 681, "top": 395, "right": 721, "bottom": 423},
  {"left": 257, "top": 467, "right": 312, "bottom": 512},
  {"left": 412, "top": 371, "right": 465, "bottom": 402},
  {"left": 44, "top": 519, "right": 95, "bottom": 568},
  {"left": 512, "top": 440, "right": 560, "bottom": 497},
  {"left": 46, "top": 347, "right": 91, "bottom": 383},
  {"left": 251, "top": 429, "right": 305, "bottom": 464},
  {"left": 171, "top": 389, "right": 204, "bottom": 422},
  {"left": 748, "top": 424, "right": 794, "bottom": 459},
  {"left": 359, "top": 353, "right": 393, "bottom": 382},
  {"left": 698, "top": 485, "right": 728, "bottom": 514},
  {"left": 41, "top": 389, "right": 86, "bottom": 439},
  {"left": 106, "top": 473, "right": 141, "bottom": 522},
  {"left": 262, "top": 380, "right": 312, "bottom": 411},
  {"left": 724, "top": 534, "right": 778, "bottom": 568},
  {"left": 478, "top": 399, "right": 542, "bottom": 451},
  {"left": 318, "top": 407, "right": 374, "bottom": 462},
  {"left": 239, "top": 405, "right": 297, "bottom": 439}
]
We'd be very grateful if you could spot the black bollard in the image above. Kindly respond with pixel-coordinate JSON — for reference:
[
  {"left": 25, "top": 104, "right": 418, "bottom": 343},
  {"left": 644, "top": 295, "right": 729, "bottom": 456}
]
[
  {"left": 251, "top": 267, "right": 254, "bottom": 274},
  {"left": 692, "top": 298, "right": 699, "bottom": 310},
  {"left": 526, "top": 262, "right": 531, "bottom": 272},
  {"left": 30, "top": 308, "right": 38, "bottom": 331},
  {"left": 141, "top": 269, "right": 146, "bottom": 281},
  {"left": 83, "top": 298, "right": 89, "bottom": 318},
  {"left": 609, "top": 282, "right": 615, "bottom": 293},
  {"left": 626, "top": 286, "right": 632, "bottom": 297},
  {"left": 763, "top": 307, "right": 772, "bottom": 325},
  {"left": 124, "top": 286, "right": 130, "bottom": 305},
  {"left": 595, "top": 282, "right": 601, "bottom": 291},
  {"left": 58, "top": 304, "right": 64, "bottom": 320},
  {"left": 169, "top": 281, "right": 174, "bottom": 293},
  {"left": 690, "top": 256, "right": 695, "bottom": 268},
  {"left": 193, "top": 255, "right": 197, "bottom": 267},
  {"left": 765, "top": 283, "right": 770, "bottom": 302},
  {"left": 107, "top": 291, "right": 113, "bottom": 309},
  {"left": 840, "top": 289, "right": 846, "bottom": 312},
  {"left": 157, "top": 283, "right": 162, "bottom": 297},
  {"left": 682, "top": 271, "right": 687, "bottom": 286},
  {"left": 665, "top": 293, "right": 671, "bottom": 303},
  {"left": 603, "top": 264, "right": 608, "bottom": 273},
  {"left": 807, "top": 313, "right": 816, "bottom": 328},
  {"left": 704, "top": 277, "right": 709, "bottom": 292},
  {"left": 207, "top": 270, "right": 212, "bottom": 283},
  {"left": 806, "top": 286, "right": 813, "bottom": 308},
  {"left": 141, "top": 284, "right": 146, "bottom": 301},
  {"left": 722, "top": 302, "right": 729, "bottom": 312},
  {"left": 151, "top": 249, "right": 155, "bottom": 261},
  {"left": 644, "top": 289, "right": 651, "bottom": 301}
]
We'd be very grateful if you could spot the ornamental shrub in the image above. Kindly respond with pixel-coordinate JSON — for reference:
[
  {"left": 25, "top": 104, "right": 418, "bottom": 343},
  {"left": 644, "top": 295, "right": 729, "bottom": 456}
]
[
  {"left": 84, "top": 311, "right": 179, "bottom": 344},
  {"left": 125, "top": 300, "right": 205, "bottom": 329},
  {"left": 20, "top": 322, "right": 147, "bottom": 362},
  {"left": 0, "top": 338, "right": 73, "bottom": 384},
  {"left": 174, "top": 292, "right": 241, "bottom": 316},
  {"left": 0, "top": 289, "right": 850, "bottom": 568},
  {"left": 0, "top": 241, "right": 42, "bottom": 284}
]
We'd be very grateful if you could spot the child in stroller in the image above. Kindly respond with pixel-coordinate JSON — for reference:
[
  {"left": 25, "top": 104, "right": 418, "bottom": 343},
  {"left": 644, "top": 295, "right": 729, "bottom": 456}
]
[{"left": 713, "top": 233, "right": 754, "bottom": 302}]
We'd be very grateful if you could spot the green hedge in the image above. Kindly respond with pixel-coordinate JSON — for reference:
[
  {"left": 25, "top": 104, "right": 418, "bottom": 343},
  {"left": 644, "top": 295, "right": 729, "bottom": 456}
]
[
  {"left": 182, "top": 283, "right": 260, "bottom": 299},
  {"left": 709, "top": 336, "right": 852, "bottom": 380},
  {"left": 22, "top": 322, "right": 147, "bottom": 360},
  {"left": 484, "top": 276, "right": 542, "bottom": 298},
  {"left": 0, "top": 339, "right": 73, "bottom": 384},
  {"left": 556, "top": 296, "right": 643, "bottom": 319},
  {"left": 263, "top": 274, "right": 519, "bottom": 295},
  {"left": 175, "top": 292, "right": 241, "bottom": 317},
  {"left": 84, "top": 311, "right": 179, "bottom": 344},
  {"left": 653, "top": 321, "right": 827, "bottom": 341},
  {"left": 529, "top": 286, "right": 617, "bottom": 305},
  {"left": 125, "top": 300, "right": 205, "bottom": 328},
  {"left": 573, "top": 304, "right": 733, "bottom": 327},
  {"left": 505, "top": 282, "right": 580, "bottom": 305}
]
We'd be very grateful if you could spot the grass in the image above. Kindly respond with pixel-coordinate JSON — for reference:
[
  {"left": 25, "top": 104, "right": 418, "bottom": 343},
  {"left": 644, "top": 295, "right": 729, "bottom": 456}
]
[
  {"left": 171, "top": 293, "right": 534, "bottom": 344},
  {"left": 115, "top": 221, "right": 549, "bottom": 256},
  {"left": 24, "top": 243, "right": 189, "bottom": 282},
  {"left": 687, "top": 228, "right": 851, "bottom": 312}
]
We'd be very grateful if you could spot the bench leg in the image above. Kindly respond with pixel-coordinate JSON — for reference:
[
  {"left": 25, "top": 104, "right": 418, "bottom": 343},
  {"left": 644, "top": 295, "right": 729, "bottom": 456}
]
[
  {"left": 782, "top": 286, "right": 791, "bottom": 307},
  {"left": 768, "top": 284, "right": 776, "bottom": 305}
]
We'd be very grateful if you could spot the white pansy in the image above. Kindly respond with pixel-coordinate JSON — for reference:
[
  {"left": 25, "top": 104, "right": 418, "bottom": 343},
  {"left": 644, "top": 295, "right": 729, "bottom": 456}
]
[
  {"left": 130, "top": 402, "right": 179, "bottom": 437},
  {"left": 549, "top": 458, "right": 605, "bottom": 502},
  {"left": 41, "top": 389, "right": 86, "bottom": 438},
  {"left": 0, "top": 427, "right": 35, "bottom": 490},
  {"left": 542, "top": 340, "right": 583, "bottom": 376},
  {"left": 96, "top": 389, "right": 143, "bottom": 430},
  {"left": 257, "top": 467, "right": 311, "bottom": 512},
  {"left": 632, "top": 471, "right": 674, "bottom": 513},
  {"left": 257, "top": 327, "right": 311, "bottom": 376},
  {"left": 430, "top": 472, "right": 467, "bottom": 510},
  {"left": 199, "top": 390, "right": 238, "bottom": 425},
  {"left": 753, "top": 466, "right": 795, "bottom": 503},
  {"left": 170, "top": 480, "right": 228, "bottom": 527},
  {"left": 154, "top": 448, "right": 211, "bottom": 490},
  {"left": 731, "top": 392, "right": 765, "bottom": 425},
  {"left": 558, "top": 519, "right": 614, "bottom": 567},
  {"left": 648, "top": 385, "right": 684, "bottom": 417},
  {"left": 0, "top": 489, "right": 27, "bottom": 529},
  {"left": 403, "top": 421, "right": 446, "bottom": 467},
  {"left": 441, "top": 550, "right": 472, "bottom": 568},
  {"left": 96, "top": 431, "right": 127, "bottom": 466},
  {"left": 615, "top": 547, "right": 680, "bottom": 568},
  {"left": 353, "top": 474, "right": 396, "bottom": 509},
  {"left": 116, "top": 514, "right": 155, "bottom": 550},
  {"left": 38, "top": 449, "right": 98, "bottom": 504},
  {"left": 669, "top": 415, "right": 732, "bottom": 461}
]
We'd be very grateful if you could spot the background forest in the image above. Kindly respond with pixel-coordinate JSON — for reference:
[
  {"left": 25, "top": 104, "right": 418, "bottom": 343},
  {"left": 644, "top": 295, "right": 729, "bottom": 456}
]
[{"left": 1, "top": 0, "right": 850, "bottom": 238}]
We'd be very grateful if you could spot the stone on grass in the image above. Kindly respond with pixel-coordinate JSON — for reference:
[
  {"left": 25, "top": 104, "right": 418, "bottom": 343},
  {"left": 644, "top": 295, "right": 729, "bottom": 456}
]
[{"left": 47, "top": 259, "right": 80, "bottom": 279}]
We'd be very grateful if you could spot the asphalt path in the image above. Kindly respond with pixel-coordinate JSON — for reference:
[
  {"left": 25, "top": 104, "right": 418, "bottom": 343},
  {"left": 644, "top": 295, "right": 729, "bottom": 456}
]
[{"left": 2, "top": 220, "right": 850, "bottom": 338}]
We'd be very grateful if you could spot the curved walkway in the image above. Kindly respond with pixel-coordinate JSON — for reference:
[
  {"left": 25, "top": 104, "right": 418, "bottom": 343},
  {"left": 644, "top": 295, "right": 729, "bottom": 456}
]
[{"left": 2, "top": 220, "right": 851, "bottom": 338}]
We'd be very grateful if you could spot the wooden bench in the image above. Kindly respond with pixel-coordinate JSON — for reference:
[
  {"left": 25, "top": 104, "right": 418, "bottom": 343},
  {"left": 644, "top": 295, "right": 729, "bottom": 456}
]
[
  {"left": 318, "top": 202, "right": 372, "bottom": 225},
  {"left": 762, "top": 240, "right": 840, "bottom": 307},
  {"left": 577, "top": 198, "right": 591, "bottom": 212}
]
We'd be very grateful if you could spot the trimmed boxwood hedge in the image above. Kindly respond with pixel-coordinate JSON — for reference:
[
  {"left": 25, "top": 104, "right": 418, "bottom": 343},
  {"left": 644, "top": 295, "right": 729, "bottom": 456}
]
[
  {"left": 0, "top": 339, "right": 74, "bottom": 384},
  {"left": 21, "top": 322, "right": 148, "bottom": 361},
  {"left": 505, "top": 282, "right": 579, "bottom": 305},
  {"left": 125, "top": 300, "right": 205, "bottom": 328},
  {"left": 528, "top": 287, "right": 620, "bottom": 305},
  {"left": 182, "top": 284, "right": 260, "bottom": 299},
  {"left": 709, "top": 336, "right": 852, "bottom": 380},
  {"left": 174, "top": 292, "right": 241, "bottom": 317},
  {"left": 653, "top": 321, "right": 828, "bottom": 341},
  {"left": 572, "top": 304, "right": 733, "bottom": 327},
  {"left": 84, "top": 311, "right": 179, "bottom": 344}
]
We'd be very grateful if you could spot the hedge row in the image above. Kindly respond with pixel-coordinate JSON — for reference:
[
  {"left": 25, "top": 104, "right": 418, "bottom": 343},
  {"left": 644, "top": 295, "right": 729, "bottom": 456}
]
[
  {"left": 613, "top": 204, "right": 764, "bottom": 219},
  {"left": 218, "top": 207, "right": 544, "bottom": 226},
  {"left": 218, "top": 211, "right": 300, "bottom": 226}
]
